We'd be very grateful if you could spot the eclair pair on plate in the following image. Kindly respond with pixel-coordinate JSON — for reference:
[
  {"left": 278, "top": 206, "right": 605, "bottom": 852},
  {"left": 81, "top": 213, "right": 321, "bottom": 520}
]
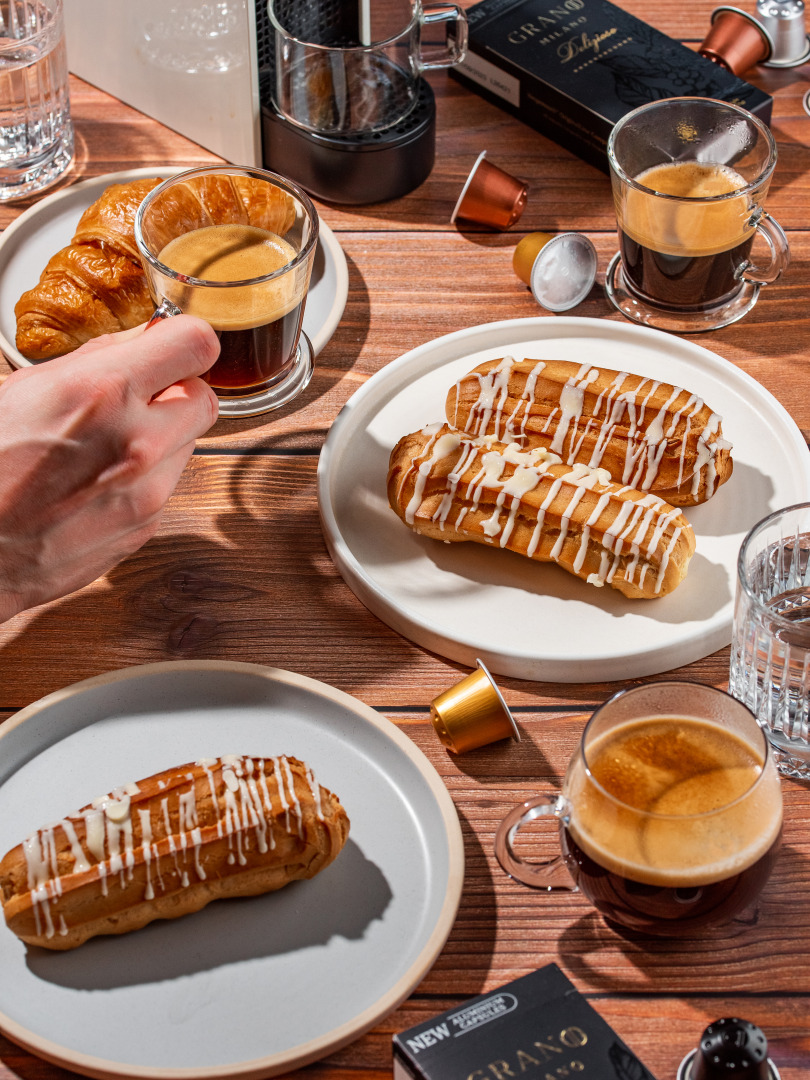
[{"left": 388, "top": 357, "right": 733, "bottom": 599}]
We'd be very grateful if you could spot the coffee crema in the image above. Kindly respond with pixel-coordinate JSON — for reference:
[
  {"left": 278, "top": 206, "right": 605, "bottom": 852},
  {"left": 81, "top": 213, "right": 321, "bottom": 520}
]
[
  {"left": 566, "top": 715, "right": 782, "bottom": 888},
  {"left": 158, "top": 223, "right": 306, "bottom": 393},
  {"left": 619, "top": 162, "right": 752, "bottom": 257},
  {"left": 158, "top": 223, "right": 300, "bottom": 329}
]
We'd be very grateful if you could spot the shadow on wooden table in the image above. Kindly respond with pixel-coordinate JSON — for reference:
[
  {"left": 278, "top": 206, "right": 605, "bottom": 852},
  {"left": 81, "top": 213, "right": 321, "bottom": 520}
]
[
  {"left": 417, "top": 803, "right": 499, "bottom": 997},
  {"left": 0, "top": 444, "right": 427, "bottom": 702},
  {"left": 556, "top": 843, "right": 810, "bottom": 994}
]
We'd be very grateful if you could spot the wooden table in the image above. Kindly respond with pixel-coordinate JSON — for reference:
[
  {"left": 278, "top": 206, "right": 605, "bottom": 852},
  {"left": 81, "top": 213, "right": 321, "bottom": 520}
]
[{"left": 1, "top": 2, "right": 809, "bottom": 1077}]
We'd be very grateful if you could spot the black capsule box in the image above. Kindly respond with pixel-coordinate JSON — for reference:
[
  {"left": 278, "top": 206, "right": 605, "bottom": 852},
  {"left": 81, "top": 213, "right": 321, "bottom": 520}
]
[
  {"left": 393, "top": 964, "right": 657, "bottom": 1080},
  {"left": 449, "top": 0, "right": 773, "bottom": 173}
]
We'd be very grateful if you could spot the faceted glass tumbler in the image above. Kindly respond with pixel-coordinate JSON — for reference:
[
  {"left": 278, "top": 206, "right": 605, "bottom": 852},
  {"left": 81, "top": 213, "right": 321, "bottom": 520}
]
[{"left": 730, "top": 502, "right": 810, "bottom": 779}]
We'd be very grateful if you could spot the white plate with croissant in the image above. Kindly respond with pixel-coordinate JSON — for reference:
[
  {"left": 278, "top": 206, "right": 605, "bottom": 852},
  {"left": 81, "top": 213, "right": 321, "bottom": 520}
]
[
  {"left": 0, "top": 167, "right": 348, "bottom": 368},
  {"left": 0, "top": 661, "right": 464, "bottom": 1079},
  {"left": 318, "top": 316, "right": 810, "bottom": 682}
]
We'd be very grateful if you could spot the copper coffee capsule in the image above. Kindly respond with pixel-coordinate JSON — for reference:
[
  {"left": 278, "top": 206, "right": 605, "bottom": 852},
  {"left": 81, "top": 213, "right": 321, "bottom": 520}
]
[
  {"left": 430, "top": 659, "right": 520, "bottom": 754},
  {"left": 451, "top": 151, "right": 528, "bottom": 229},
  {"left": 699, "top": 7, "right": 773, "bottom": 74}
]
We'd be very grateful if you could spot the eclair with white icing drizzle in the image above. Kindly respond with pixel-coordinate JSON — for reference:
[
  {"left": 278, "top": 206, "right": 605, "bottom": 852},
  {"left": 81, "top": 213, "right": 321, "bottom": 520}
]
[
  {"left": 388, "top": 424, "right": 695, "bottom": 599},
  {"left": 0, "top": 754, "right": 349, "bottom": 950},
  {"left": 446, "top": 357, "right": 733, "bottom": 506}
]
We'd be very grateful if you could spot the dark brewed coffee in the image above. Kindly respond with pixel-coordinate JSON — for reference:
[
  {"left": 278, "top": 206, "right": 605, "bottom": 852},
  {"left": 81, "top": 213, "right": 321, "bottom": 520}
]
[
  {"left": 206, "top": 311, "right": 304, "bottom": 393},
  {"left": 617, "top": 161, "right": 754, "bottom": 310},
  {"left": 563, "top": 715, "right": 782, "bottom": 934},
  {"left": 158, "top": 223, "right": 304, "bottom": 392},
  {"left": 562, "top": 826, "right": 780, "bottom": 933}
]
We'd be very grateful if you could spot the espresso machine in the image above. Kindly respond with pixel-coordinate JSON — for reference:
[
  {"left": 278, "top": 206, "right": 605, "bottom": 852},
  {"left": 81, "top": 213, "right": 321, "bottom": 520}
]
[
  {"left": 64, "top": 0, "right": 467, "bottom": 205},
  {"left": 260, "top": 0, "right": 442, "bottom": 203}
]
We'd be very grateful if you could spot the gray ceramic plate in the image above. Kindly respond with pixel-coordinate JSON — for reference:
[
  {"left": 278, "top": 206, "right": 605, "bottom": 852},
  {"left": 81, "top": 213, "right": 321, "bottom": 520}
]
[{"left": 0, "top": 661, "right": 463, "bottom": 1079}]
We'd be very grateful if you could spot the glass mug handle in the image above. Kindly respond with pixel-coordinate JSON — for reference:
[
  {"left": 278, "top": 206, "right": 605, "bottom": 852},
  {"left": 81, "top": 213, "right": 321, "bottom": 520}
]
[
  {"left": 494, "top": 795, "right": 578, "bottom": 891},
  {"left": 741, "top": 208, "right": 790, "bottom": 286},
  {"left": 418, "top": 4, "right": 468, "bottom": 70},
  {"left": 146, "top": 299, "right": 182, "bottom": 328}
]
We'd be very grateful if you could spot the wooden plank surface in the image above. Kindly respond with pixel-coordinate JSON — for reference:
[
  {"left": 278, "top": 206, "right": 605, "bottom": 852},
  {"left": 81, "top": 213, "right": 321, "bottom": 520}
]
[{"left": 1, "top": 2, "right": 809, "bottom": 1079}]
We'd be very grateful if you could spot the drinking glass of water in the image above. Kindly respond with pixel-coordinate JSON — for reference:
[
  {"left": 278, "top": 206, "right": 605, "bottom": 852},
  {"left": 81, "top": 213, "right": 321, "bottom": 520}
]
[
  {"left": 730, "top": 503, "right": 810, "bottom": 779},
  {"left": 0, "top": 0, "right": 74, "bottom": 202}
]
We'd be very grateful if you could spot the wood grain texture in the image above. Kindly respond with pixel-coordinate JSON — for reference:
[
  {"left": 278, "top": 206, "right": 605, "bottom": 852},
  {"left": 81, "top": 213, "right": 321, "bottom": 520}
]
[{"left": 1, "top": 2, "right": 809, "bottom": 1078}]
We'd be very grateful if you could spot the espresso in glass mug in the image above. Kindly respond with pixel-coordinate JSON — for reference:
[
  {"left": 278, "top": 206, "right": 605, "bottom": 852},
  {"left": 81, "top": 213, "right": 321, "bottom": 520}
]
[
  {"left": 135, "top": 165, "right": 319, "bottom": 418},
  {"left": 156, "top": 224, "right": 303, "bottom": 391},
  {"left": 605, "top": 97, "right": 789, "bottom": 333},
  {"left": 495, "top": 682, "right": 783, "bottom": 935}
]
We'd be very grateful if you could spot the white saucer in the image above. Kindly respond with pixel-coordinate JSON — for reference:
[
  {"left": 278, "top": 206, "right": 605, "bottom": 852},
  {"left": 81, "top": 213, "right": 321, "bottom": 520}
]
[
  {"left": 317, "top": 316, "right": 810, "bottom": 683},
  {"left": 0, "top": 167, "right": 348, "bottom": 368}
]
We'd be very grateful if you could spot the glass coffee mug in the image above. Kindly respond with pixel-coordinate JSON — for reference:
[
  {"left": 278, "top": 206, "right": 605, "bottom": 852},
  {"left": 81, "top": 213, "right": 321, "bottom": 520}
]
[
  {"left": 268, "top": 0, "right": 468, "bottom": 135},
  {"left": 495, "top": 682, "right": 783, "bottom": 935},
  {"left": 605, "top": 96, "right": 790, "bottom": 333},
  {"left": 135, "top": 165, "right": 319, "bottom": 418}
]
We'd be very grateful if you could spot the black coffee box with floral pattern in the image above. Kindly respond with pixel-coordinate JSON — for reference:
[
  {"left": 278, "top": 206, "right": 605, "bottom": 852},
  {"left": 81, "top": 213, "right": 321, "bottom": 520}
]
[
  {"left": 393, "top": 964, "right": 657, "bottom": 1080},
  {"left": 448, "top": 0, "right": 773, "bottom": 173}
]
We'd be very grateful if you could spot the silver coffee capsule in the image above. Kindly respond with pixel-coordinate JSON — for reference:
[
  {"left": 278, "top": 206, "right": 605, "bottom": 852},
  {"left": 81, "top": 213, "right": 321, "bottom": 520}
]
[{"left": 757, "top": 0, "right": 810, "bottom": 66}]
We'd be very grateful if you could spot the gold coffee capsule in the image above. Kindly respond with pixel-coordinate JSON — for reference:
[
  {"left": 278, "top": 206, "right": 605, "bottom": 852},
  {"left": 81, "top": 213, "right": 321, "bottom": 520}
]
[
  {"left": 430, "top": 659, "right": 520, "bottom": 754},
  {"left": 514, "top": 231, "right": 598, "bottom": 312},
  {"left": 451, "top": 151, "right": 528, "bottom": 230},
  {"left": 513, "top": 231, "right": 554, "bottom": 283}
]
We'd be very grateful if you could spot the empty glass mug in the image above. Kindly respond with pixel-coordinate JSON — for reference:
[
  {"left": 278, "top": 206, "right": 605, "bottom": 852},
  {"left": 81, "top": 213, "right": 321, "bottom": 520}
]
[
  {"left": 268, "top": 0, "right": 468, "bottom": 135},
  {"left": 495, "top": 682, "right": 783, "bottom": 935},
  {"left": 135, "top": 165, "right": 319, "bottom": 418},
  {"left": 605, "top": 96, "right": 789, "bottom": 333}
]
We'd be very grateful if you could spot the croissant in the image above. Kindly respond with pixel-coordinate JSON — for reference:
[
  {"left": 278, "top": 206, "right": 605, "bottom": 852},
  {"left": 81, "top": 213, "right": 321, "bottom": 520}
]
[
  {"left": 388, "top": 423, "right": 696, "bottom": 599},
  {"left": 15, "top": 174, "right": 297, "bottom": 361},
  {"left": 446, "top": 356, "right": 733, "bottom": 506},
  {"left": 0, "top": 754, "right": 349, "bottom": 950}
]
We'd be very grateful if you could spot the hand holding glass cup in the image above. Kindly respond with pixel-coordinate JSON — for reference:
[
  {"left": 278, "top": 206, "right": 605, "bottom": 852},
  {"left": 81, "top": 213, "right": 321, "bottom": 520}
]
[
  {"left": 495, "top": 682, "right": 783, "bottom": 936},
  {"left": 134, "top": 165, "right": 319, "bottom": 418},
  {"left": 605, "top": 96, "right": 789, "bottom": 333}
]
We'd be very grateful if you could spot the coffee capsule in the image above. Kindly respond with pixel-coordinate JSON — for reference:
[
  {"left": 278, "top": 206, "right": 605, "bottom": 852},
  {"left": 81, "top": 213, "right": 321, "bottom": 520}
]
[
  {"left": 512, "top": 231, "right": 554, "bottom": 283},
  {"left": 451, "top": 151, "right": 528, "bottom": 229},
  {"left": 757, "top": 0, "right": 810, "bottom": 66},
  {"left": 430, "top": 659, "right": 520, "bottom": 754},
  {"left": 513, "top": 231, "right": 597, "bottom": 312},
  {"left": 676, "top": 1018, "right": 782, "bottom": 1080},
  {"left": 700, "top": 7, "right": 773, "bottom": 74}
]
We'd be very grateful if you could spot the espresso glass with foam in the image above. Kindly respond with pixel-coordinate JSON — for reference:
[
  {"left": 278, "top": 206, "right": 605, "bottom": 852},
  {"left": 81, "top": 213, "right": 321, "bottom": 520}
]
[
  {"left": 135, "top": 165, "right": 319, "bottom": 417},
  {"left": 494, "top": 682, "right": 783, "bottom": 935},
  {"left": 605, "top": 97, "right": 789, "bottom": 333}
]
